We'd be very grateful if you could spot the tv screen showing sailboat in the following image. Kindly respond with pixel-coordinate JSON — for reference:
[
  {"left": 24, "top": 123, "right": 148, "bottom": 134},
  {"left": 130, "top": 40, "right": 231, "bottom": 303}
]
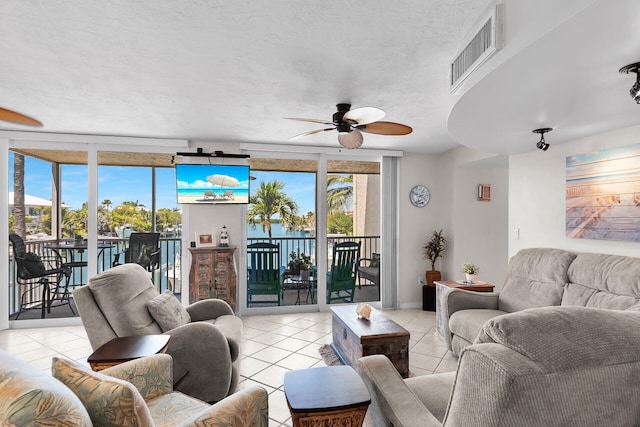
[{"left": 175, "top": 164, "right": 250, "bottom": 204}]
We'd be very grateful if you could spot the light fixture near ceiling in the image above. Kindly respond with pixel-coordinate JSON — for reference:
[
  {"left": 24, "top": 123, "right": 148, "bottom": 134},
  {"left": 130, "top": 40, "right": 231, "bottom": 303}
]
[
  {"left": 532, "top": 127, "right": 552, "bottom": 151},
  {"left": 619, "top": 62, "right": 640, "bottom": 104}
]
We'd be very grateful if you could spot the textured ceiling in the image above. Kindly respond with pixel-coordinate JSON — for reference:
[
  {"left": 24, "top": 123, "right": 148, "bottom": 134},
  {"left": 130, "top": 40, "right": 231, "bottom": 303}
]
[
  {"left": 2, "top": 0, "right": 638, "bottom": 155},
  {"left": 0, "top": 0, "right": 493, "bottom": 153}
]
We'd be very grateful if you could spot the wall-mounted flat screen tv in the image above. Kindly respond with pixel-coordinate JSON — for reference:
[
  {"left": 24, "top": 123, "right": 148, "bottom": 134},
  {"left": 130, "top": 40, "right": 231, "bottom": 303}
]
[{"left": 175, "top": 164, "right": 250, "bottom": 204}]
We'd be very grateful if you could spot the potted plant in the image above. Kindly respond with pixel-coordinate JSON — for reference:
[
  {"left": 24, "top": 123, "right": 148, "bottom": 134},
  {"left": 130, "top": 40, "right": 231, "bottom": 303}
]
[
  {"left": 288, "top": 251, "right": 312, "bottom": 278},
  {"left": 462, "top": 263, "right": 479, "bottom": 283},
  {"left": 422, "top": 229, "right": 445, "bottom": 311},
  {"left": 423, "top": 229, "right": 445, "bottom": 286}
]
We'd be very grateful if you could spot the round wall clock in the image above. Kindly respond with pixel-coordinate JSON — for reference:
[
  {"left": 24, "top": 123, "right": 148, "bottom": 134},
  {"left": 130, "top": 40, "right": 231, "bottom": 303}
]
[{"left": 410, "top": 185, "right": 430, "bottom": 207}]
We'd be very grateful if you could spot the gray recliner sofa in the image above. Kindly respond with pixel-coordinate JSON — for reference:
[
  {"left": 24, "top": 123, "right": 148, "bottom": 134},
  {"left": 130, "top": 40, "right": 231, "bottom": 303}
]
[
  {"left": 73, "top": 263, "right": 242, "bottom": 403},
  {"left": 358, "top": 306, "right": 640, "bottom": 426},
  {"left": 441, "top": 248, "right": 640, "bottom": 356}
]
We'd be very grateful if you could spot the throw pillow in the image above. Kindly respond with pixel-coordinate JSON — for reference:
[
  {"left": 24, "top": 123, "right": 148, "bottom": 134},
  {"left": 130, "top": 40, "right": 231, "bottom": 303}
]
[
  {"left": 51, "top": 356, "right": 154, "bottom": 427},
  {"left": 21, "top": 252, "right": 46, "bottom": 277},
  {"left": 147, "top": 290, "right": 191, "bottom": 332},
  {"left": 370, "top": 253, "right": 380, "bottom": 268}
]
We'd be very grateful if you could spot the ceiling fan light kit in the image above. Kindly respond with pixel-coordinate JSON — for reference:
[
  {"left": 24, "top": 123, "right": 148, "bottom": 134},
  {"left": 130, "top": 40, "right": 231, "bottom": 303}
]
[
  {"left": 287, "top": 103, "right": 412, "bottom": 149},
  {"left": 619, "top": 62, "right": 640, "bottom": 104}
]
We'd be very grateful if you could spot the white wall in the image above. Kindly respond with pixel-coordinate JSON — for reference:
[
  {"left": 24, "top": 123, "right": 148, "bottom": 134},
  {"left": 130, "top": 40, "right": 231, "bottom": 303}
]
[
  {"left": 509, "top": 124, "right": 640, "bottom": 258},
  {"left": 437, "top": 147, "right": 510, "bottom": 290},
  {"left": 397, "top": 153, "right": 441, "bottom": 307}
]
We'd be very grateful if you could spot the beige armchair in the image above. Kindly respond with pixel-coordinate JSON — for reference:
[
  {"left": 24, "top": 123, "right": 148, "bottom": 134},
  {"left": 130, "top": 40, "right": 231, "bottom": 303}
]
[
  {"left": 358, "top": 306, "right": 640, "bottom": 426},
  {"left": 73, "top": 263, "right": 242, "bottom": 403},
  {"left": 0, "top": 349, "right": 268, "bottom": 426}
]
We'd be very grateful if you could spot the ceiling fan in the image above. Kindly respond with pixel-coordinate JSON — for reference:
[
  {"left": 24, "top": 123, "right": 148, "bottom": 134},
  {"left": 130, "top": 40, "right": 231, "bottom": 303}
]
[
  {"left": 286, "top": 103, "right": 412, "bottom": 149},
  {"left": 0, "top": 106, "right": 42, "bottom": 127}
]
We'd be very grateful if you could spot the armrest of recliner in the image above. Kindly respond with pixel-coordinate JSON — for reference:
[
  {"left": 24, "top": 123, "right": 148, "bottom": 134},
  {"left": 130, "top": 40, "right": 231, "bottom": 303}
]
[
  {"left": 102, "top": 353, "right": 173, "bottom": 401},
  {"left": 165, "top": 322, "right": 233, "bottom": 403},
  {"left": 445, "top": 289, "right": 499, "bottom": 317},
  {"left": 357, "top": 355, "right": 441, "bottom": 427},
  {"left": 180, "top": 385, "right": 269, "bottom": 427},
  {"left": 440, "top": 290, "right": 500, "bottom": 351},
  {"left": 186, "top": 298, "right": 234, "bottom": 320}
]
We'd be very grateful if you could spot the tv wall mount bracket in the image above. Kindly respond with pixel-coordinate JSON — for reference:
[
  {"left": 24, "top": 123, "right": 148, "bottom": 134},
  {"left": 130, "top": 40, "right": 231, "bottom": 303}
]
[{"left": 174, "top": 148, "right": 250, "bottom": 160}]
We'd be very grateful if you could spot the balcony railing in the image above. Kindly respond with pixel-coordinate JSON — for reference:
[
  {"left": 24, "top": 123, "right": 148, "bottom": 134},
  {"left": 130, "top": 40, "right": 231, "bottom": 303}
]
[
  {"left": 8, "top": 237, "right": 182, "bottom": 317},
  {"left": 9, "top": 234, "right": 379, "bottom": 316},
  {"left": 247, "top": 235, "right": 380, "bottom": 268}
]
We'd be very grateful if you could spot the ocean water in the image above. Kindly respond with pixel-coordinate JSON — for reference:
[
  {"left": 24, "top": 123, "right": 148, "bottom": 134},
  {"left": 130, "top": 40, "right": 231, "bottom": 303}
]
[{"left": 247, "top": 222, "right": 311, "bottom": 238}]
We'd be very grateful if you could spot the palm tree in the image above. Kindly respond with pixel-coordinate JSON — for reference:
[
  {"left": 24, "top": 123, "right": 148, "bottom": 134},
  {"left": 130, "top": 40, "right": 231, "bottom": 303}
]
[
  {"left": 12, "top": 153, "right": 26, "bottom": 239},
  {"left": 327, "top": 174, "right": 353, "bottom": 213},
  {"left": 247, "top": 181, "right": 298, "bottom": 239},
  {"left": 101, "top": 199, "right": 112, "bottom": 211}
]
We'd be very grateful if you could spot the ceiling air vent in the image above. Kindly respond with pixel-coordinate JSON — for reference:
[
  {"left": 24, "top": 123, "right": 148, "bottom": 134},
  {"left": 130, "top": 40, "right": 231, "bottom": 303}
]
[{"left": 450, "top": 2, "right": 504, "bottom": 93}]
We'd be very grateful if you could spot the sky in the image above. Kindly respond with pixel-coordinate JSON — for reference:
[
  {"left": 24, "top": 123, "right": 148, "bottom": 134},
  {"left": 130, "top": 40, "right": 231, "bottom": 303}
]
[{"left": 8, "top": 153, "right": 317, "bottom": 214}]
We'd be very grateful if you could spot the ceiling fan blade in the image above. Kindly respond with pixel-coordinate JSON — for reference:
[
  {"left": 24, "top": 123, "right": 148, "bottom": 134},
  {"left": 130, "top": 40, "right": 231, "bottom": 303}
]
[
  {"left": 359, "top": 121, "right": 413, "bottom": 135},
  {"left": 343, "top": 107, "right": 385, "bottom": 126},
  {"left": 0, "top": 107, "right": 42, "bottom": 126},
  {"left": 338, "top": 130, "right": 364, "bottom": 149},
  {"left": 289, "top": 128, "right": 334, "bottom": 140},
  {"left": 285, "top": 117, "right": 334, "bottom": 126}
]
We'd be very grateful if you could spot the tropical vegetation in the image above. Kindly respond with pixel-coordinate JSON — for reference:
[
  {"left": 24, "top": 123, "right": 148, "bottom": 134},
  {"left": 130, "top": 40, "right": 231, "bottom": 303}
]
[
  {"left": 247, "top": 180, "right": 299, "bottom": 238},
  {"left": 247, "top": 175, "right": 356, "bottom": 237}
]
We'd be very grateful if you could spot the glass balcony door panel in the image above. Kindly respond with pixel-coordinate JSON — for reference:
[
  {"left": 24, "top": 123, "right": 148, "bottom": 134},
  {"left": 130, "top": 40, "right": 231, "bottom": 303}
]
[
  {"left": 326, "top": 160, "right": 381, "bottom": 305},
  {"left": 246, "top": 167, "right": 317, "bottom": 309},
  {"left": 97, "top": 154, "right": 181, "bottom": 294}
]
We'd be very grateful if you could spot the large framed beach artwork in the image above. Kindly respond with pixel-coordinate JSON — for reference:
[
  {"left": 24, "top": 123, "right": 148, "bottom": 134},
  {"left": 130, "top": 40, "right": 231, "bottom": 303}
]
[{"left": 566, "top": 143, "right": 640, "bottom": 241}]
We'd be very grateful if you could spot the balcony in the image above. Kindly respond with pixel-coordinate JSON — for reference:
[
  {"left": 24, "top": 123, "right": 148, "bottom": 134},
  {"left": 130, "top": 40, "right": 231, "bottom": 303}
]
[{"left": 9, "top": 234, "right": 380, "bottom": 318}]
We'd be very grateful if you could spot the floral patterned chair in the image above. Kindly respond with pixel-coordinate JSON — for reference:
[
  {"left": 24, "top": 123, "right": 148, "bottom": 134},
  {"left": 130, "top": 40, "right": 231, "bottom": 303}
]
[{"left": 0, "top": 350, "right": 268, "bottom": 426}]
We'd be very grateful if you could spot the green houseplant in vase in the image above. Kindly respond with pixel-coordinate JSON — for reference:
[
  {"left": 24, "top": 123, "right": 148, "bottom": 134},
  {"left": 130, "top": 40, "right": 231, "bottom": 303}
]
[
  {"left": 424, "top": 229, "right": 445, "bottom": 286},
  {"left": 422, "top": 229, "right": 445, "bottom": 311},
  {"left": 462, "top": 263, "right": 479, "bottom": 284},
  {"left": 288, "top": 251, "right": 312, "bottom": 279}
]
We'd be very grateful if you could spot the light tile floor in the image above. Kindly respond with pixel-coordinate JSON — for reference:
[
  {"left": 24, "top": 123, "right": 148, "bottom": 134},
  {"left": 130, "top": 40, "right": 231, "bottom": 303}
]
[{"left": 0, "top": 308, "right": 456, "bottom": 427}]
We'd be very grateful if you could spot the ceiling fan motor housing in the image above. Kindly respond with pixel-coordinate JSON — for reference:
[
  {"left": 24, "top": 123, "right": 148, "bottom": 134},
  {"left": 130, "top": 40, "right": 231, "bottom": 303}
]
[{"left": 334, "top": 103, "right": 352, "bottom": 132}]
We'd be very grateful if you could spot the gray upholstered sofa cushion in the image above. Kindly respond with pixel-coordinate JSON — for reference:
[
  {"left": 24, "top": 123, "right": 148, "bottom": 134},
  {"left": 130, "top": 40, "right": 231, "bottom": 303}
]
[
  {"left": 147, "top": 290, "right": 191, "bottom": 332},
  {"left": 89, "top": 263, "right": 162, "bottom": 336},
  {"left": 564, "top": 252, "right": 640, "bottom": 309},
  {"left": 498, "top": 248, "right": 576, "bottom": 312}
]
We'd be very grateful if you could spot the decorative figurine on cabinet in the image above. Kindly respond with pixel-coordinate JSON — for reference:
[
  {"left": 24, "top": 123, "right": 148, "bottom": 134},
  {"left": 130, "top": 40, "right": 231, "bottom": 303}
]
[{"left": 219, "top": 225, "right": 229, "bottom": 247}]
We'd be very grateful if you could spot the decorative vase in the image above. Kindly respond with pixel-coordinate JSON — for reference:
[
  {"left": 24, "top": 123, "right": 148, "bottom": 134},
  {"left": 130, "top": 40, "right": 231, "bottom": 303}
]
[
  {"left": 465, "top": 273, "right": 477, "bottom": 284},
  {"left": 300, "top": 269, "right": 312, "bottom": 280},
  {"left": 425, "top": 270, "right": 441, "bottom": 287}
]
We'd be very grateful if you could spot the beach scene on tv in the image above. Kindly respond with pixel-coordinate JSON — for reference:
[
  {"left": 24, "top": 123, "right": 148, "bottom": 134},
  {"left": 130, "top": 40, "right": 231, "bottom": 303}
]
[{"left": 176, "top": 164, "right": 250, "bottom": 204}]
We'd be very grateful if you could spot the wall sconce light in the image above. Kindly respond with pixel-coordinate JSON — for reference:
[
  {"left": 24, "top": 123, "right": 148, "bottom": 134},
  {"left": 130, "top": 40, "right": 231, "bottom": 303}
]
[
  {"left": 532, "top": 127, "right": 552, "bottom": 151},
  {"left": 619, "top": 62, "right": 640, "bottom": 104}
]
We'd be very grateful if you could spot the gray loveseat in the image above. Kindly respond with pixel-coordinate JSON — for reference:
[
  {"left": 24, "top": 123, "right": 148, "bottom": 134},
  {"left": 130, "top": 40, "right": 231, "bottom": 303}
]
[
  {"left": 441, "top": 248, "right": 640, "bottom": 356},
  {"left": 73, "top": 263, "right": 242, "bottom": 403},
  {"left": 358, "top": 306, "right": 640, "bottom": 426}
]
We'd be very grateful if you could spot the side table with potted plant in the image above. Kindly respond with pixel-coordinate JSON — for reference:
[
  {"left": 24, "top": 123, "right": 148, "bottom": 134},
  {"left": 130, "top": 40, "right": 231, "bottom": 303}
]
[{"left": 423, "top": 229, "right": 445, "bottom": 311}]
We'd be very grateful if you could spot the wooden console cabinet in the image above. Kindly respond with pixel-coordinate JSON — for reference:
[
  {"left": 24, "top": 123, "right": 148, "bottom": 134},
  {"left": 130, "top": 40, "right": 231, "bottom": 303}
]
[{"left": 188, "top": 246, "right": 237, "bottom": 311}]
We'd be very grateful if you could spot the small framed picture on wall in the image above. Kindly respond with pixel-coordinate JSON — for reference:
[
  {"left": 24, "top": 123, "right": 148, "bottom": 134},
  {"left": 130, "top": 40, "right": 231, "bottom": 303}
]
[{"left": 195, "top": 232, "right": 215, "bottom": 247}]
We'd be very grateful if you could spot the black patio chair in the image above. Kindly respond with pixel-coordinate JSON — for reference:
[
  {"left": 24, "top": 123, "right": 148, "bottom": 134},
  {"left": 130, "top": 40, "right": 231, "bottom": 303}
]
[
  {"left": 9, "top": 234, "right": 73, "bottom": 319},
  {"left": 113, "top": 232, "right": 161, "bottom": 282}
]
